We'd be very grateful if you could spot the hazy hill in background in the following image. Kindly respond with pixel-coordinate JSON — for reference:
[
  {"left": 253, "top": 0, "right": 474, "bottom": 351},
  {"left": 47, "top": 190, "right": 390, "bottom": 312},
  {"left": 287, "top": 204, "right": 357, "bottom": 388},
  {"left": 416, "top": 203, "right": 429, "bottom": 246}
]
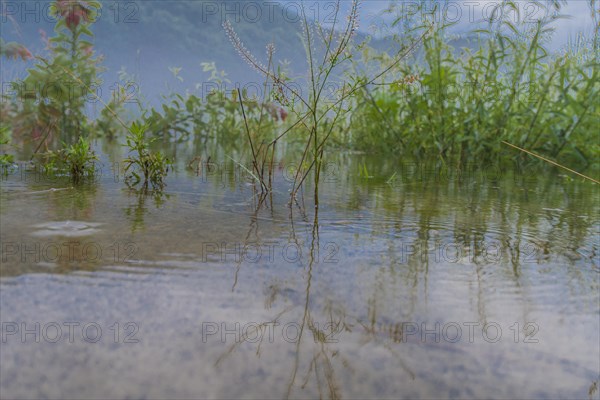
[
  {"left": 1, "top": 0, "right": 397, "bottom": 105},
  {"left": 4, "top": 1, "right": 586, "bottom": 106}
]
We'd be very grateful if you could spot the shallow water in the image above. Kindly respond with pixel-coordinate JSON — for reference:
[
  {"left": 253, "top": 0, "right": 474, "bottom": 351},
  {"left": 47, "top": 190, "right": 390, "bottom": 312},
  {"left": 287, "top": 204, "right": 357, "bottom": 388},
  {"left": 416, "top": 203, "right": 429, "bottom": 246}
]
[{"left": 1, "top": 148, "right": 599, "bottom": 399}]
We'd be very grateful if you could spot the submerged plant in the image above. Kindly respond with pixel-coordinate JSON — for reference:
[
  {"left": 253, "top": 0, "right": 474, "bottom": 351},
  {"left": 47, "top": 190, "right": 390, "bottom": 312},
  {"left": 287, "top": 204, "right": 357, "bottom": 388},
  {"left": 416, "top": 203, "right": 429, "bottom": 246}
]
[
  {"left": 123, "top": 122, "right": 172, "bottom": 190},
  {"left": 39, "top": 136, "right": 98, "bottom": 182},
  {"left": 224, "top": 0, "right": 428, "bottom": 200},
  {"left": 345, "top": 0, "right": 599, "bottom": 176},
  {"left": 0, "top": 126, "right": 14, "bottom": 167}
]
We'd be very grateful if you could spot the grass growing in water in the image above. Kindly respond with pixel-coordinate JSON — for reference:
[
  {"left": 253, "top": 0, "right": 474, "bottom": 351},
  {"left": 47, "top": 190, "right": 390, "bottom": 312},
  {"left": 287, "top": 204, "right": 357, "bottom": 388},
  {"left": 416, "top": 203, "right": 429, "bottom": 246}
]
[
  {"left": 123, "top": 122, "right": 172, "bottom": 191},
  {"left": 0, "top": 126, "right": 14, "bottom": 167},
  {"left": 40, "top": 136, "right": 98, "bottom": 182},
  {"left": 2, "top": 0, "right": 597, "bottom": 190},
  {"left": 344, "top": 1, "right": 599, "bottom": 174},
  {"left": 224, "top": 0, "right": 429, "bottom": 200}
]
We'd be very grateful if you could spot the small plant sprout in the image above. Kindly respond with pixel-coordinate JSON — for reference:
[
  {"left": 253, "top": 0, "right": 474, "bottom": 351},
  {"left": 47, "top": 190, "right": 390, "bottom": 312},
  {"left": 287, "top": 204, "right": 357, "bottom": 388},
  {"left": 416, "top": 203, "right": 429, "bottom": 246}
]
[
  {"left": 40, "top": 136, "right": 98, "bottom": 182},
  {"left": 123, "top": 122, "right": 172, "bottom": 191}
]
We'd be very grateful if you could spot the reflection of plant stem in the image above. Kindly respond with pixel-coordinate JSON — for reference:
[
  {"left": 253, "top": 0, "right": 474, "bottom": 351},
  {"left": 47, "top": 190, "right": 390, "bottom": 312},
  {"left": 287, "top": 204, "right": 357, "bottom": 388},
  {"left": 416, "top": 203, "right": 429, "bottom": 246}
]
[
  {"left": 214, "top": 307, "right": 293, "bottom": 367},
  {"left": 286, "top": 206, "right": 318, "bottom": 398},
  {"left": 124, "top": 189, "right": 167, "bottom": 233},
  {"left": 231, "top": 194, "right": 266, "bottom": 291},
  {"left": 125, "top": 190, "right": 147, "bottom": 232}
]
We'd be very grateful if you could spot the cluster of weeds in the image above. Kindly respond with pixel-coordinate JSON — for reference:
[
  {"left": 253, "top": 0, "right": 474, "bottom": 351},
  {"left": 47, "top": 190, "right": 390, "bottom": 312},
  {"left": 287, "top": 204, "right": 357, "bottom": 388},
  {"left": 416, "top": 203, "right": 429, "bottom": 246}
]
[
  {"left": 37, "top": 136, "right": 98, "bottom": 182},
  {"left": 344, "top": 1, "right": 599, "bottom": 173},
  {"left": 123, "top": 122, "right": 172, "bottom": 191},
  {"left": 139, "top": 62, "right": 284, "bottom": 145},
  {"left": 0, "top": 126, "right": 15, "bottom": 167},
  {"left": 3, "top": 0, "right": 598, "bottom": 191},
  {"left": 1, "top": 0, "right": 172, "bottom": 191},
  {"left": 1, "top": 1, "right": 132, "bottom": 151},
  {"left": 4, "top": 1, "right": 104, "bottom": 147},
  {"left": 223, "top": 0, "right": 427, "bottom": 199}
]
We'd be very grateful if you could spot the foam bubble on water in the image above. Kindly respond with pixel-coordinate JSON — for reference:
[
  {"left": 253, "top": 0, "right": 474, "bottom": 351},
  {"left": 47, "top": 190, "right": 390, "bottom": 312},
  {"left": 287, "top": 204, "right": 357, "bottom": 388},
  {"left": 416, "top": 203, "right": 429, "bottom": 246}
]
[{"left": 29, "top": 221, "right": 104, "bottom": 237}]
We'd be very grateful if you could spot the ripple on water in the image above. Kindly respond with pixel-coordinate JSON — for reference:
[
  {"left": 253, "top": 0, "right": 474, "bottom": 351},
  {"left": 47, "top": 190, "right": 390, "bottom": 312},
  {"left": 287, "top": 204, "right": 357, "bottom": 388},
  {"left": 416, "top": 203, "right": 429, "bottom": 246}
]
[{"left": 29, "top": 221, "right": 104, "bottom": 237}]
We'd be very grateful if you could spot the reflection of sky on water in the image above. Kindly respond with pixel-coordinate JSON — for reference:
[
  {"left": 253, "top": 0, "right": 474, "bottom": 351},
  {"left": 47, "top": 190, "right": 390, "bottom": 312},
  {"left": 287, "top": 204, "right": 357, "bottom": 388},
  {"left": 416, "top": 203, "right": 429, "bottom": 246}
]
[{"left": 1, "top": 147, "right": 598, "bottom": 398}]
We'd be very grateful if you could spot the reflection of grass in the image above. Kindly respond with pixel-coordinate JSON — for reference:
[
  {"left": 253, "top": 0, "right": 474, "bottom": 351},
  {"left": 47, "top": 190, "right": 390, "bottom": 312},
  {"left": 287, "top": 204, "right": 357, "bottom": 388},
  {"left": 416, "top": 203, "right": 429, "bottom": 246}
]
[
  {"left": 358, "top": 162, "right": 373, "bottom": 179},
  {"left": 216, "top": 198, "right": 419, "bottom": 399},
  {"left": 210, "top": 150, "right": 597, "bottom": 397},
  {"left": 124, "top": 189, "right": 169, "bottom": 233},
  {"left": 214, "top": 307, "right": 292, "bottom": 367}
]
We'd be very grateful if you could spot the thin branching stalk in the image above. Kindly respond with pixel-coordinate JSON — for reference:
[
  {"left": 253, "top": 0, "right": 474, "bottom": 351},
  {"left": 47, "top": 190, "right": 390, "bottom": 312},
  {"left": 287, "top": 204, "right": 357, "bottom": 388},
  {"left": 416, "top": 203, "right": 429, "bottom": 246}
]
[{"left": 502, "top": 141, "right": 599, "bottom": 184}]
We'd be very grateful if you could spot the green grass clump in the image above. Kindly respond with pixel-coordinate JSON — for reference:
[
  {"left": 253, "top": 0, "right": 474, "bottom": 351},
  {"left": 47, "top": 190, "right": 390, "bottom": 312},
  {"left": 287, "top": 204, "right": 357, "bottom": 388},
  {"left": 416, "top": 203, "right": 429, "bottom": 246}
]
[
  {"left": 343, "top": 1, "right": 599, "bottom": 173},
  {"left": 0, "top": 126, "right": 14, "bottom": 167},
  {"left": 40, "top": 136, "right": 98, "bottom": 182},
  {"left": 123, "top": 122, "right": 172, "bottom": 191}
]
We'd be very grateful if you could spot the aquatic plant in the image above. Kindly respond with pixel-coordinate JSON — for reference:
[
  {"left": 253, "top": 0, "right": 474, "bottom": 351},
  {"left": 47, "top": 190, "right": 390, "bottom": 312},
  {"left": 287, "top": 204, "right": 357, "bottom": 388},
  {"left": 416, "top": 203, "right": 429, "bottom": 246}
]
[
  {"left": 40, "top": 136, "right": 98, "bottom": 182},
  {"left": 138, "top": 62, "right": 283, "bottom": 149},
  {"left": 123, "top": 122, "right": 172, "bottom": 190},
  {"left": 1, "top": 39, "right": 31, "bottom": 166},
  {"left": 0, "top": 126, "right": 14, "bottom": 167},
  {"left": 345, "top": 1, "right": 599, "bottom": 175},
  {"left": 224, "top": 0, "right": 428, "bottom": 199},
  {"left": 5, "top": 0, "right": 103, "bottom": 147}
]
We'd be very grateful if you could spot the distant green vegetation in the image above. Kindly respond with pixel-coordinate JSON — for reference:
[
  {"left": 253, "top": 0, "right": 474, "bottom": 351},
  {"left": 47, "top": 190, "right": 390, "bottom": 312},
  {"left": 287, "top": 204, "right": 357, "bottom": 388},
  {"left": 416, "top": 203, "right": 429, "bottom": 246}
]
[
  {"left": 1, "top": 0, "right": 598, "bottom": 192},
  {"left": 123, "top": 122, "right": 171, "bottom": 191},
  {"left": 35, "top": 136, "right": 98, "bottom": 182},
  {"left": 0, "top": 126, "right": 15, "bottom": 166},
  {"left": 343, "top": 2, "right": 599, "bottom": 171}
]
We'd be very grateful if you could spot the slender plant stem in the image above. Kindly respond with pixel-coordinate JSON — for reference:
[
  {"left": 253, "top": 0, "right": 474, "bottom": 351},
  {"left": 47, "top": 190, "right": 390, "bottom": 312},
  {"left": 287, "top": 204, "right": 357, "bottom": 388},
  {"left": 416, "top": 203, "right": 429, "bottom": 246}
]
[{"left": 502, "top": 141, "right": 599, "bottom": 184}]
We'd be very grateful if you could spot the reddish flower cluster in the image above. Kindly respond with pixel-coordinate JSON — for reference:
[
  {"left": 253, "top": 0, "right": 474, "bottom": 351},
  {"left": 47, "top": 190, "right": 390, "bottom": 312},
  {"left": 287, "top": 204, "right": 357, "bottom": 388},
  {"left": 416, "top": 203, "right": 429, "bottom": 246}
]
[
  {"left": 403, "top": 74, "right": 420, "bottom": 85},
  {"left": 278, "top": 107, "right": 288, "bottom": 122},
  {"left": 395, "top": 74, "right": 421, "bottom": 88},
  {"left": 3, "top": 43, "right": 33, "bottom": 61},
  {"left": 264, "top": 102, "right": 288, "bottom": 122},
  {"left": 82, "top": 45, "right": 93, "bottom": 56},
  {"left": 55, "top": 0, "right": 91, "bottom": 29}
]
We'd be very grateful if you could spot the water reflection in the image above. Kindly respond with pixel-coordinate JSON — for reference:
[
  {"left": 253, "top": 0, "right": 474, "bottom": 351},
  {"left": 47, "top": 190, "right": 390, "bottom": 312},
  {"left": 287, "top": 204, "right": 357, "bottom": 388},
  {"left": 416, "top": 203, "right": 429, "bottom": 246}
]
[
  {"left": 0, "top": 147, "right": 598, "bottom": 399},
  {"left": 124, "top": 189, "right": 170, "bottom": 233}
]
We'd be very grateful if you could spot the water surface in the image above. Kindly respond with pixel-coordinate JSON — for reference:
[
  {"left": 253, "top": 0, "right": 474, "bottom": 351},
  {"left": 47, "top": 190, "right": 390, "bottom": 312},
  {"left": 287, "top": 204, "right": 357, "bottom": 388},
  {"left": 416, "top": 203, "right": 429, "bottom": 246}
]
[{"left": 1, "top": 147, "right": 599, "bottom": 399}]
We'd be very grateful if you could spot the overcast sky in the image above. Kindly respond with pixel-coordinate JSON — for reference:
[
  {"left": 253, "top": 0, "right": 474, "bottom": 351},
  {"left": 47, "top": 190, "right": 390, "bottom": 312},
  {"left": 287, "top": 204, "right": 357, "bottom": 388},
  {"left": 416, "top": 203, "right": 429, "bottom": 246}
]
[{"left": 278, "top": 0, "right": 597, "bottom": 49}]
